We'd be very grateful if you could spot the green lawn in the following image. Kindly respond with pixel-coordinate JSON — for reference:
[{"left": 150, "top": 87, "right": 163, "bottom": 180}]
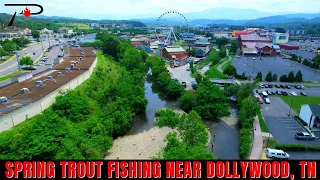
[
  {"left": 1, "top": 54, "right": 14, "bottom": 62},
  {"left": 0, "top": 71, "right": 23, "bottom": 82},
  {"left": 281, "top": 96, "right": 320, "bottom": 113},
  {"left": 205, "top": 57, "right": 228, "bottom": 79},
  {"left": 258, "top": 111, "right": 270, "bottom": 133}
]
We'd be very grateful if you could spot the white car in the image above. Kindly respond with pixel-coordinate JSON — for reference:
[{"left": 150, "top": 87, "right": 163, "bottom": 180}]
[
  {"left": 25, "top": 52, "right": 27, "bottom": 54},
  {"left": 253, "top": 57, "right": 256, "bottom": 60},
  {"left": 290, "top": 91, "right": 297, "bottom": 96},
  {"left": 266, "top": 148, "right": 290, "bottom": 159},
  {"left": 264, "top": 98, "right": 270, "bottom": 104}
]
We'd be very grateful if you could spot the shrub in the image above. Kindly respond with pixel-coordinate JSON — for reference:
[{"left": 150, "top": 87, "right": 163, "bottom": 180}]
[
  {"left": 239, "top": 134, "right": 251, "bottom": 159},
  {"left": 155, "top": 109, "right": 180, "bottom": 128},
  {"left": 307, "top": 146, "right": 320, "bottom": 151},
  {"left": 276, "top": 144, "right": 307, "bottom": 151}
]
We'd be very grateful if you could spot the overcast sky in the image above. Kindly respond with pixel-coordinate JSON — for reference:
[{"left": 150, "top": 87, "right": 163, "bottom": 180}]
[{"left": 1, "top": 0, "right": 319, "bottom": 20}]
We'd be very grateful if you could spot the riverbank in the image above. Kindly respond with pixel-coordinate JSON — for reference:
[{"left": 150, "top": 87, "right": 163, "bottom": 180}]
[{"left": 105, "top": 126, "right": 177, "bottom": 159}]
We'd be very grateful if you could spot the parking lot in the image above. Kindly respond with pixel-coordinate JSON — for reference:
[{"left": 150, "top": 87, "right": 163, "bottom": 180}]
[
  {"left": 232, "top": 56, "right": 320, "bottom": 82},
  {"left": 167, "top": 64, "right": 195, "bottom": 90},
  {"left": 261, "top": 97, "right": 320, "bottom": 146},
  {"left": 257, "top": 86, "right": 320, "bottom": 97}
]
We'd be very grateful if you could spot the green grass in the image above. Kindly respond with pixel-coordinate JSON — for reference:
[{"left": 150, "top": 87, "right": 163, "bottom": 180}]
[
  {"left": 1, "top": 54, "right": 14, "bottom": 62},
  {"left": 281, "top": 96, "right": 320, "bottom": 113},
  {"left": 263, "top": 138, "right": 279, "bottom": 149},
  {"left": 57, "top": 23, "right": 91, "bottom": 30},
  {"left": 221, "top": 59, "right": 233, "bottom": 71},
  {"left": 0, "top": 71, "right": 23, "bottom": 82},
  {"left": 258, "top": 111, "right": 270, "bottom": 133},
  {"left": 205, "top": 57, "right": 229, "bottom": 79}
]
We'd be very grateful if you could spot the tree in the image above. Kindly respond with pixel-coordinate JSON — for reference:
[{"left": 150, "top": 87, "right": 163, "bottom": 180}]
[
  {"left": 195, "top": 74, "right": 203, "bottom": 84},
  {"left": 31, "top": 29, "right": 40, "bottom": 39},
  {"left": 288, "top": 71, "right": 295, "bottom": 82},
  {"left": 255, "top": 72, "right": 262, "bottom": 81},
  {"left": 275, "top": 27, "right": 286, "bottom": 33},
  {"left": 3, "top": 42, "right": 15, "bottom": 54},
  {"left": 215, "top": 37, "right": 229, "bottom": 49},
  {"left": 19, "top": 56, "right": 33, "bottom": 66},
  {"left": 223, "top": 64, "right": 237, "bottom": 76},
  {"left": 178, "top": 92, "right": 197, "bottom": 113},
  {"left": 229, "top": 40, "right": 238, "bottom": 53},
  {"left": 219, "top": 46, "right": 227, "bottom": 58},
  {"left": 279, "top": 75, "right": 288, "bottom": 82},
  {"left": 140, "top": 49, "right": 148, "bottom": 62},
  {"left": 101, "top": 35, "right": 121, "bottom": 60},
  {"left": 272, "top": 74, "right": 278, "bottom": 81},
  {"left": 0, "top": 48, "right": 6, "bottom": 60},
  {"left": 295, "top": 70, "right": 303, "bottom": 82},
  {"left": 265, "top": 71, "right": 273, "bottom": 82},
  {"left": 313, "top": 54, "right": 320, "bottom": 64},
  {"left": 186, "top": 49, "right": 196, "bottom": 56},
  {"left": 189, "top": 61, "right": 194, "bottom": 70}
]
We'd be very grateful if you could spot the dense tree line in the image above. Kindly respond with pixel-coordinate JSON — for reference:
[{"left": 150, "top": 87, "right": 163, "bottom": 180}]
[
  {"left": 289, "top": 54, "right": 320, "bottom": 70},
  {"left": 154, "top": 109, "right": 214, "bottom": 160},
  {"left": 0, "top": 34, "right": 147, "bottom": 159},
  {"left": 0, "top": 37, "right": 30, "bottom": 56}
]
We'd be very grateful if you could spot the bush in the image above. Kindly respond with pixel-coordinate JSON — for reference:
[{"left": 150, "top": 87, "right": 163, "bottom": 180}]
[
  {"left": 239, "top": 133, "right": 251, "bottom": 159},
  {"left": 155, "top": 109, "right": 180, "bottom": 128},
  {"left": 276, "top": 144, "right": 307, "bottom": 151},
  {"left": 235, "top": 73, "right": 247, "bottom": 80},
  {"left": 223, "top": 64, "right": 237, "bottom": 76},
  {"left": 307, "top": 146, "right": 320, "bottom": 151},
  {"left": 279, "top": 75, "right": 288, "bottom": 82}
]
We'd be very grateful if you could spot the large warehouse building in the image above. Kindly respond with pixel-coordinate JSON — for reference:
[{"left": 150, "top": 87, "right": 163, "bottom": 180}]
[
  {"left": 161, "top": 46, "right": 188, "bottom": 60},
  {"left": 238, "top": 34, "right": 274, "bottom": 55},
  {"left": 232, "top": 30, "right": 249, "bottom": 37}
]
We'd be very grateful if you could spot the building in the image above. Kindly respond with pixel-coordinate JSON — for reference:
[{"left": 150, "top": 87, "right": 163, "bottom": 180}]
[
  {"left": 270, "top": 33, "right": 289, "bottom": 44},
  {"left": 131, "top": 38, "right": 143, "bottom": 47},
  {"left": 40, "top": 28, "right": 53, "bottom": 34},
  {"left": 299, "top": 104, "right": 320, "bottom": 129},
  {"left": 193, "top": 41, "right": 211, "bottom": 57},
  {"left": 58, "top": 27, "right": 72, "bottom": 34},
  {"left": 278, "top": 44, "right": 299, "bottom": 50},
  {"left": 180, "top": 32, "right": 195, "bottom": 38},
  {"left": 24, "top": 28, "right": 32, "bottom": 35},
  {"left": 89, "top": 23, "right": 100, "bottom": 28},
  {"left": 161, "top": 46, "right": 188, "bottom": 61},
  {"left": 272, "top": 45, "right": 281, "bottom": 55},
  {"left": 238, "top": 34, "right": 273, "bottom": 55},
  {"left": 232, "top": 30, "right": 249, "bottom": 37}
]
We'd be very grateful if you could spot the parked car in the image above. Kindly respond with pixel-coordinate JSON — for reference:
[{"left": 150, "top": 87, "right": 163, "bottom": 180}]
[
  {"left": 258, "top": 98, "right": 264, "bottom": 104},
  {"left": 281, "top": 91, "right": 288, "bottom": 96},
  {"left": 286, "top": 85, "right": 291, "bottom": 89},
  {"left": 191, "top": 81, "right": 198, "bottom": 90},
  {"left": 267, "top": 90, "right": 273, "bottom": 95},
  {"left": 22, "top": 66, "right": 36, "bottom": 70},
  {"left": 33, "top": 52, "right": 35, "bottom": 55},
  {"left": 266, "top": 148, "right": 290, "bottom": 159},
  {"left": 276, "top": 91, "right": 282, "bottom": 95},
  {"left": 0, "top": 96, "right": 8, "bottom": 103},
  {"left": 290, "top": 91, "right": 297, "bottom": 96},
  {"left": 181, "top": 82, "right": 187, "bottom": 88},
  {"left": 259, "top": 84, "right": 265, "bottom": 88},
  {"left": 262, "top": 91, "right": 268, "bottom": 97},
  {"left": 295, "top": 85, "right": 302, "bottom": 89},
  {"left": 300, "top": 92, "right": 307, "bottom": 96},
  {"left": 264, "top": 98, "right": 271, "bottom": 104},
  {"left": 280, "top": 85, "right": 285, "bottom": 88},
  {"left": 268, "top": 85, "right": 273, "bottom": 88},
  {"left": 186, "top": 67, "right": 190, "bottom": 71},
  {"left": 256, "top": 90, "right": 262, "bottom": 94},
  {"left": 275, "top": 85, "right": 281, "bottom": 88},
  {"left": 295, "top": 132, "right": 316, "bottom": 140}
]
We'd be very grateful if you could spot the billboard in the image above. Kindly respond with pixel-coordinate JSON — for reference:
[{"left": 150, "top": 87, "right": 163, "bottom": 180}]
[{"left": 275, "top": 33, "right": 289, "bottom": 44}]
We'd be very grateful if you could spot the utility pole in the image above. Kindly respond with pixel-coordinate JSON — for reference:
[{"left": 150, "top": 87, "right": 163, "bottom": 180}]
[
  {"left": 288, "top": 98, "right": 294, "bottom": 116},
  {"left": 14, "top": 44, "right": 21, "bottom": 71}
]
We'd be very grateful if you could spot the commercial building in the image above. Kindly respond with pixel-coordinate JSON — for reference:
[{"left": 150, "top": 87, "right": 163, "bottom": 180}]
[
  {"left": 193, "top": 41, "right": 211, "bottom": 57},
  {"left": 161, "top": 46, "right": 188, "bottom": 61},
  {"left": 232, "top": 30, "right": 249, "bottom": 37},
  {"left": 131, "top": 38, "right": 143, "bottom": 47},
  {"left": 278, "top": 44, "right": 299, "bottom": 50},
  {"left": 270, "top": 33, "right": 289, "bottom": 44},
  {"left": 238, "top": 34, "right": 273, "bottom": 55},
  {"left": 299, "top": 104, "right": 320, "bottom": 129}
]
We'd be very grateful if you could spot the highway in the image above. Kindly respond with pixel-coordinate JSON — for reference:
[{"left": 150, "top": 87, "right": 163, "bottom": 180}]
[{"left": 0, "top": 37, "right": 59, "bottom": 77}]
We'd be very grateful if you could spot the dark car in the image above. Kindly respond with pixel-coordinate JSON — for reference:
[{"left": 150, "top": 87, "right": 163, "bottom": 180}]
[
  {"left": 280, "top": 85, "right": 285, "bottom": 88},
  {"left": 267, "top": 90, "right": 273, "bottom": 95},
  {"left": 22, "top": 66, "right": 36, "bottom": 70},
  {"left": 276, "top": 91, "right": 282, "bottom": 95},
  {"left": 268, "top": 85, "right": 273, "bottom": 88},
  {"left": 281, "top": 91, "right": 288, "bottom": 96},
  {"left": 295, "top": 85, "right": 301, "bottom": 89},
  {"left": 275, "top": 85, "right": 281, "bottom": 88},
  {"left": 181, "top": 82, "right": 187, "bottom": 88},
  {"left": 300, "top": 92, "right": 307, "bottom": 96},
  {"left": 286, "top": 85, "right": 291, "bottom": 89}
]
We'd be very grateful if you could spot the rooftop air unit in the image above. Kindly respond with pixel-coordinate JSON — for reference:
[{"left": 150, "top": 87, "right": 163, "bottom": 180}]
[{"left": 65, "top": 68, "right": 70, "bottom": 72}]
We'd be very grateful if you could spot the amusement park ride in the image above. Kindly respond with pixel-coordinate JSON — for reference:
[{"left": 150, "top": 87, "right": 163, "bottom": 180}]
[{"left": 153, "top": 11, "right": 190, "bottom": 46}]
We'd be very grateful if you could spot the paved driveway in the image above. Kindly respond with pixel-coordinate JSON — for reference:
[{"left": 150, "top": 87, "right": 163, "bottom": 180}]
[
  {"left": 232, "top": 56, "right": 320, "bottom": 81},
  {"left": 261, "top": 97, "right": 320, "bottom": 146},
  {"left": 288, "top": 151, "right": 320, "bottom": 160},
  {"left": 167, "top": 64, "right": 195, "bottom": 90}
]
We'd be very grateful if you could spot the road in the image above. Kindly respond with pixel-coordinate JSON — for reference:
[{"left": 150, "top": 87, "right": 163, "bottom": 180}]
[{"left": 0, "top": 39, "right": 58, "bottom": 77}]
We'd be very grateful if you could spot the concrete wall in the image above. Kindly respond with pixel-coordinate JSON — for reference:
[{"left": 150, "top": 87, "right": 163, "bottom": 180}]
[
  {"left": 299, "top": 105, "right": 312, "bottom": 126},
  {"left": 0, "top": 58, "right": 97, "bottom": 133}
]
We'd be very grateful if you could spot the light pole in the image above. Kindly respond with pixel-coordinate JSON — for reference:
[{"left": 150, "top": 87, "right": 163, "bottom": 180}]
[
  {"left": 14, "top": 44, "right": 21, "bottom": 71},
  {"left": 288, "top": 98, "right": 294, "bottom": 116}
]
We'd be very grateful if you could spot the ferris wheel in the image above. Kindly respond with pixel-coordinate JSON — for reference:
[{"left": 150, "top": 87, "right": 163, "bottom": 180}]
[{"left": 154, "top": 11, "right": 190, "bottom": 45}]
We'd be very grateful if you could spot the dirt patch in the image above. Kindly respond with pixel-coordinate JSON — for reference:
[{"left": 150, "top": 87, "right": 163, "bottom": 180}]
[{"left": 105, "top": 127, "right": 177, "bottom": 160}]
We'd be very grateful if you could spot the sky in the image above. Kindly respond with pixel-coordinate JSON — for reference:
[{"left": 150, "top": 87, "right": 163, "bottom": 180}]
[{"left": 1, "top": 0, "right": 320, "bottom": 20}]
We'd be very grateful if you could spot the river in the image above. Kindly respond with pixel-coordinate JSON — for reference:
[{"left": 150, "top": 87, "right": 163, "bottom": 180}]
[{"left": 122, "top": 77, "right": 240, "bottom": 159}]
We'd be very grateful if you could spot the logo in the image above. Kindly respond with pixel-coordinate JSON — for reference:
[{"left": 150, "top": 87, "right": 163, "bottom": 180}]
[{"left": 4, "top": 4, "right": 44, "bottom": 26}]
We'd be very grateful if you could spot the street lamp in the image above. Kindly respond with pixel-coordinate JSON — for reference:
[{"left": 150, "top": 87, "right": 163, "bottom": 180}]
[
  {"left": 288, "top": 98, "right": 294, "bottom": 116},
  {"left": 14, "top": 44, "right": 21, "bottom": 71}
]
